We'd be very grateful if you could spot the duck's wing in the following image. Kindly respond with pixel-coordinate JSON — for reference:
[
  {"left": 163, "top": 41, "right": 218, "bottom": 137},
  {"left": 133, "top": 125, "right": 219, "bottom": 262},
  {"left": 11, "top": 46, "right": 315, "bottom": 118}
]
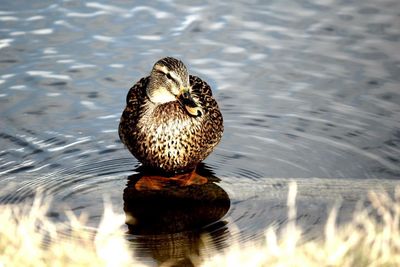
[
  {"left": 125, "top": 77, "right": 149, "bottom": 105},
  {"left": 189, "top": 75, "right": 224, "bottom": 147},
  {"left": 119, "top": 77, "right": 149, "bottom": 146},
  {"left": 190, "top": 75, "right": 213, "bottom": 97}
]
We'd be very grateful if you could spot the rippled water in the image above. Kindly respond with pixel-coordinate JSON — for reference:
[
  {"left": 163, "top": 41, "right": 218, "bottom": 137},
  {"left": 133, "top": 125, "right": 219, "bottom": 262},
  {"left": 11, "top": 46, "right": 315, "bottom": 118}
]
[{"left": 1, "top": 0, "right": 400, "bottom": 265}]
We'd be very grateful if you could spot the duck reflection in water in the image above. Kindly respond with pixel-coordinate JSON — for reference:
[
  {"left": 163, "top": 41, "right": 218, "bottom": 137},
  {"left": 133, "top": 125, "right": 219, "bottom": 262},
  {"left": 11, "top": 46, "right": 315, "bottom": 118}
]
[{"left": 123, "top": 163, "right": 230, "bottom": 266}]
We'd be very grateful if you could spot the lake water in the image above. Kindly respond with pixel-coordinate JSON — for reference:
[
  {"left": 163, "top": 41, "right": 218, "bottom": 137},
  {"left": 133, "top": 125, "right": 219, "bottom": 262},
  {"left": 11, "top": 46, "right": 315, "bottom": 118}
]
[{"left": 1, "top": 0, "right": 399, "bottom": 265}]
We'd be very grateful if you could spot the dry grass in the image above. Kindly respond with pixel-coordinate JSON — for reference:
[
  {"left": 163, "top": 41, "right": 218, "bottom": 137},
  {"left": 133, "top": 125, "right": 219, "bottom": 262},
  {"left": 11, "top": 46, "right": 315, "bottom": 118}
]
[
  {"left": 0, "top": 197, "right": 143, "bottom": 267},
  {"left": 0, "top": 183, "right": 399, "bottom": 267},
  {"left": 203, "top": 183, "right": 400, "bottom": 267}
]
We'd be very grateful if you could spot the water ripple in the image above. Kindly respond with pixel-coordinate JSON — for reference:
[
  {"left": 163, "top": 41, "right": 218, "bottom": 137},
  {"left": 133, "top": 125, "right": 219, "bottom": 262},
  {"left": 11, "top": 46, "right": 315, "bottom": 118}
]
[{"left": 1, "top": 0, "right": 400, "bottom": 264}]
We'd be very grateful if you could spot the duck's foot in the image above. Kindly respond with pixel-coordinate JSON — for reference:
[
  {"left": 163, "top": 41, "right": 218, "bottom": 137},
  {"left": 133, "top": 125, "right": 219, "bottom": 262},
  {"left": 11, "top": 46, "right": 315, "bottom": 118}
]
[
  {"left": 134, "top": 175, "right": 169, "bottom": 191},
  {"left": 171, "top": 168, "right": 208, "bottom": 186},
  {"left": 135, "top": 168, "right": 208, "bottom": 191}
]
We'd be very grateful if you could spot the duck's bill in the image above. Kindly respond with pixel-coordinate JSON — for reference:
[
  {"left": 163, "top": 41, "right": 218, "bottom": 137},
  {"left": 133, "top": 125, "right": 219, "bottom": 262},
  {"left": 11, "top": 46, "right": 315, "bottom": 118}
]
[
  {"left": 184, "top": 105, "right": 202, "bottom": 117},
  {"left": 178, "top": 91, "right": 203, "bottom": 117}
]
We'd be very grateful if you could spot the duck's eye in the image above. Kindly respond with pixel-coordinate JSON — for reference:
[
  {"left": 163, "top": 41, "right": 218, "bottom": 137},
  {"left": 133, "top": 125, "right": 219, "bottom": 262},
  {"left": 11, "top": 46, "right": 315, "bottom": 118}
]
[{"left": 166, "top": 72, "right": 179, "bottom": 85}]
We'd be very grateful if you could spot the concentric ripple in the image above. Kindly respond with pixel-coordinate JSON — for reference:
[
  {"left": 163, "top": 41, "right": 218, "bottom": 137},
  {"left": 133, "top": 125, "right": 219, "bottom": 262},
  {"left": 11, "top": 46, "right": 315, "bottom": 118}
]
[
  {"left": 0, "top": 157, "right": 134, "bottom": 215},
  {"left": 1, "top": 0, "right": 400, "bottom": 265}
]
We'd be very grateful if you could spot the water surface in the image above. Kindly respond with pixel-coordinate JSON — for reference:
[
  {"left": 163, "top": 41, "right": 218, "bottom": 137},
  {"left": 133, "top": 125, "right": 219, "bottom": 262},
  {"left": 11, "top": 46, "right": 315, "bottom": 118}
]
[{"left": 1, "top": 0, "right": 400, "bottom": 265}]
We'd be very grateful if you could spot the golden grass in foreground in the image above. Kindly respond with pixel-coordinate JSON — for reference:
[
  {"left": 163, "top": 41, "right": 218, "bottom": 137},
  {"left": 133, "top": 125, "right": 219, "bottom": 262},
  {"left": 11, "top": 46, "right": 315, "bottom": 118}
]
[
  {"left": 0, "top": 183, "right": 399, "bottom": 267},
  {"left": 0, "top": 197, "right": 144, "bottom": 267},
  {"left": 203, "top": 183, "right": 400, "bottom": 267}
]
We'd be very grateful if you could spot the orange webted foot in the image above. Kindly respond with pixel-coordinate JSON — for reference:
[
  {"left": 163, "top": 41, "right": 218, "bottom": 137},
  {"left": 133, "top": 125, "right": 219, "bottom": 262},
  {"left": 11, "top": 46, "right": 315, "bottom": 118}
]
[
  {"left": 134, "top": 168, "right": 208, "bottom": 191},
  {"left": 135, "top": 175, "right": 171, "bottom": 191},
  {"left": 171, "top": 169, "right": 208, "bottom": 186}
]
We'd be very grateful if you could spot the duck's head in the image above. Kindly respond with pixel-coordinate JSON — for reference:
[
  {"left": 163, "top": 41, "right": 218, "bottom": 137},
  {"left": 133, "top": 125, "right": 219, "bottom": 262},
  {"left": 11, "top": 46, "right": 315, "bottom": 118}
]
[{"left": 147, "top": 57, "right": 202, "bottom": 117}]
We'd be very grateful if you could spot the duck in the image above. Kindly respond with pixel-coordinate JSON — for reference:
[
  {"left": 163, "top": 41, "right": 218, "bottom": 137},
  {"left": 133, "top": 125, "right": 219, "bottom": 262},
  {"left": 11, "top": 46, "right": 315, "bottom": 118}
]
[{"left": 119, "top": 57, "right": 223, "bottom": 173}]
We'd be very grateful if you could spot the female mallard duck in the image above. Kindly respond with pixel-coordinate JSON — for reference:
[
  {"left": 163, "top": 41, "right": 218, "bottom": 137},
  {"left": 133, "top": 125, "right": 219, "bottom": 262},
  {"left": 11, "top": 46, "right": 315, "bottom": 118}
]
[{"left": 119, "top": 57, "right": 223, "bottom": 173}]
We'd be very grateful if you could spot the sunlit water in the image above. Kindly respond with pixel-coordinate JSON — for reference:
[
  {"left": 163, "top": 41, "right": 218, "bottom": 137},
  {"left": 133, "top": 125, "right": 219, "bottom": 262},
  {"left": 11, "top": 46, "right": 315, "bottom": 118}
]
[{"left": 1, "top": 0, "right": 400, "bottom": 265}]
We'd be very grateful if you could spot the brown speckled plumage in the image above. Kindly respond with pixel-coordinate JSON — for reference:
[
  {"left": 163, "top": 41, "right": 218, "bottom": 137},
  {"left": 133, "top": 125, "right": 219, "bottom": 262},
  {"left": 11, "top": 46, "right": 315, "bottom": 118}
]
[{"left": 119, "top": 58, "right": 223, "bottom": 173}]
